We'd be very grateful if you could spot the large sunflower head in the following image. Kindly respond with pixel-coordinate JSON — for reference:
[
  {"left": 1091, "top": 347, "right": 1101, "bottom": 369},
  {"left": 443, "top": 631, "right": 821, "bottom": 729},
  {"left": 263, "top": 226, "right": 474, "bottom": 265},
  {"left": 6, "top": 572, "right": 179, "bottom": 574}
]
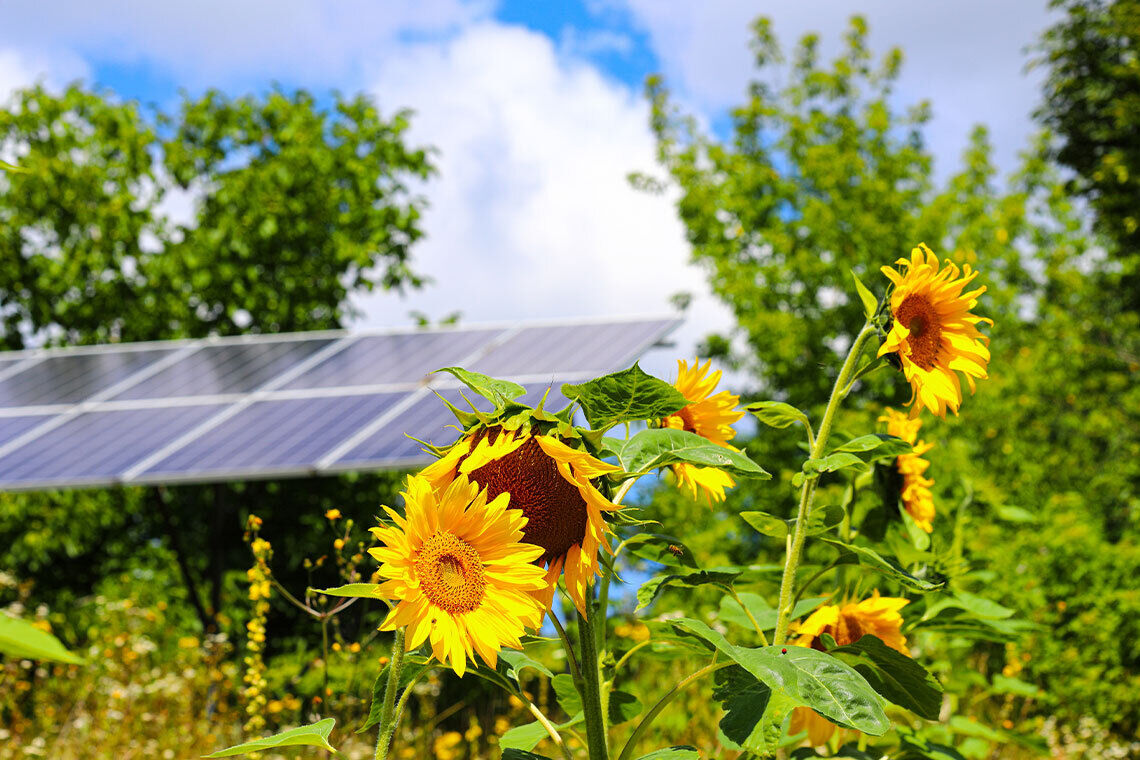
[
  {"left": 419, "top": 420, "right": 621, "bottom": 617},
  {"left": 879, "top": 244, "right": 993, "bottom": 418},
  {"left": 880, "top": 407, "right": 937, "bottom": 533},
  {"left": 661, "top": 358, "right": 745, "bottom": 504},
  {"left": 369, "top": 474, "right": 550, "bottom": 676},
  {"left": 789, "top": 591, "right": 910, "bottom": 746}
]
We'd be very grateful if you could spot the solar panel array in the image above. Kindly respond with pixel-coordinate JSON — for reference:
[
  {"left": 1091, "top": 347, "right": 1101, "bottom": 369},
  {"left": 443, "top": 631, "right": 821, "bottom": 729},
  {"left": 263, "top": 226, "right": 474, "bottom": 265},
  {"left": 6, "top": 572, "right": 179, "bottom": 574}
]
[{"left": 0, "top": 317, "right": 679, "bottom": 492}]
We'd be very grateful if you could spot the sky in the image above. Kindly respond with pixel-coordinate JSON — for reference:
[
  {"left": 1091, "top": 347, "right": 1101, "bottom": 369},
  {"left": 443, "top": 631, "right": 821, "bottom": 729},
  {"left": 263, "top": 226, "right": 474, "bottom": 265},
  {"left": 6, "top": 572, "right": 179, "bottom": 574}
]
[{"left": 0, "top": 0, "right": 1055, "bottom": 379}]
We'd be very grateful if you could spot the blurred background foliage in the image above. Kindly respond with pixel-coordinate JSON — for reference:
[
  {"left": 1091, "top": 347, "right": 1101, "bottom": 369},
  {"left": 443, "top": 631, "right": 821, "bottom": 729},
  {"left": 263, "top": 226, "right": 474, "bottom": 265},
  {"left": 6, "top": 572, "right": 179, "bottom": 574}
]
[{"left": 2, "top": 2, "right": 1139, "bottom": 758}]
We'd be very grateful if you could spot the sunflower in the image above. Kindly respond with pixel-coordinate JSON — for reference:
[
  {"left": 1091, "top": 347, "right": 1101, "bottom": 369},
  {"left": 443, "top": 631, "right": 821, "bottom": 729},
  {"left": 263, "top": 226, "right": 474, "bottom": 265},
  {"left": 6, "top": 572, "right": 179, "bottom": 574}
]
[
  {"left": 661, "top": 358, "right": 745, "bottom": 504},
  {"left": 879, "top": 244, "right": 992, "bottom": 418},
  {"left": 880, "top": 407, "right": 937, "bottom": 533},
  {"left": 419, "top": 425, "right": 621, "bottom": 616},
  {"left": 789, "top": 592, "right": 910, "bottom": 746},
  {"left": 369, "top": 474, "right": 550, "bottom": 676}
]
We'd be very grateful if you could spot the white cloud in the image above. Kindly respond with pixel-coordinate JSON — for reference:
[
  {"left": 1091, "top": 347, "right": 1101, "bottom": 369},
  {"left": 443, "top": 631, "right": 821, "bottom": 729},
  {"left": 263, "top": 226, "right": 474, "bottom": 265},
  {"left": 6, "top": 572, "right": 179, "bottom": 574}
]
[
  {"left": 353, "top": 22, "right": 734, "bottom": 377},
  {"left": 0, "top": 47, "right": 89, "bottom": 105},
  {"left": 614, "top": 0, "right": 1056, "bottom": 178}
]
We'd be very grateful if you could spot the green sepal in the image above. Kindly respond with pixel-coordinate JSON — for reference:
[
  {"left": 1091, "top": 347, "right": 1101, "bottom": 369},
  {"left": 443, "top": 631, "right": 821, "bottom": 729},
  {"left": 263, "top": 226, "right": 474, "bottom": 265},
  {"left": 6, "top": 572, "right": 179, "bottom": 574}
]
[{"left": 851, "top": 268, "right": 880, "bottom": 319}]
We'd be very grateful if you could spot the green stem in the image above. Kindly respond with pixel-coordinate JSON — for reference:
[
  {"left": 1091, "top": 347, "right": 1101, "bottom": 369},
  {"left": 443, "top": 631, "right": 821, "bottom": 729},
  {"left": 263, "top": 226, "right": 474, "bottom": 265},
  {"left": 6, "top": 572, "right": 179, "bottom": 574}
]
[
  {"left": 613, "top": 639, "right": 652, "bottom": 674},
  {"left": 373, "top": 628, "right": 407, "bottom": 760},
  {"left": 549, "top": 607, "right": 583, "bottom": 684},
  {"left": 616, "top": 660, "right": 730, "bottom": 760},
  {"left": 577, "top": 610, "right": 609, "bottom": 760},
  {"left": 773, "top": 323, "right": 876, "bottom": 646}
]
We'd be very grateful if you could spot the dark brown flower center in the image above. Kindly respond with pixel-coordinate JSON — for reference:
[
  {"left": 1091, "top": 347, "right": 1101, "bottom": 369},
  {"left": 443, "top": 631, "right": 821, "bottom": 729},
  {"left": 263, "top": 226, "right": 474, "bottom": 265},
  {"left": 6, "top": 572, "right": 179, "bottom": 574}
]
[
  {"left": 415, "top": 532, "right": 485, "bottom": 614},
  {"left": 465, "top": 431, "right": 588, "bottom": 563},
  {"left": 896, "top": 294, "right": 942, "bottom": 370}
]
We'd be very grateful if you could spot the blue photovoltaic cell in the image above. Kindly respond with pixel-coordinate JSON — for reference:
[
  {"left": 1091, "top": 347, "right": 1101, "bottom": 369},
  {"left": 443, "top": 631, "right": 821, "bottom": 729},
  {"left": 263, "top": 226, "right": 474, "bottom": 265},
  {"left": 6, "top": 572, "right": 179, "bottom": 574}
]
[
  {"left": 0, "top": 349, "right": 174, "bottom": 408},
  {"left": 467, "top": 319, "right": 673, "bottom": 378},
  {"left": 143, "top": 393, "right": 405, "bottom": 476},
  {"left": 0, "top": 415, "right": 55, "bottom": 448},
  {"left": 112, "top": 339, "right": 336, "bottom": 400},
  {"left": 334, "top": 385, "right": 565, "bottom": 467},
  {"left": 0, "top": 404, "right": 226, "bottom": 486},
  {"left": 283, "top": 329, "right": 503, "bottom": 389}
]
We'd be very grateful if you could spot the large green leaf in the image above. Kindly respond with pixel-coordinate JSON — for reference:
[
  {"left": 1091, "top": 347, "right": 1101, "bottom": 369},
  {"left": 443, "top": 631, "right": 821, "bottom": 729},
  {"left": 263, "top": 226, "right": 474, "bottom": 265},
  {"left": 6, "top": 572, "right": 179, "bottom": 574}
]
[
  {"left": 825, "top": 539, "right": 944, "bottom": 592},
  {"left": 500, "top": 721, "right": 551, "bottom": 752},
  {"left": 613, "top": 428, "right": 770, "bottom": 479},
  {"left": 561, "top": 363, "right": 688, "bottom": 431},
  {"left": 635, "top": 569, "right": 740, "bottom": 611},
  {"left": 0, "top": 614, "right": 82, "bottom": 664},
  {"left": 670, "top": 619, "right": 888, "bottom": 735},
  {"left": 202, "top": 719, "right": 336, "bottom": 757},
  {"left": 830, "top": 434, "right": 912, "bottom": 460},
  {"left": 552, "top": 673, "right": 581, "bottom": 716},
  {"left": 713, "top": 664, "right": 796, "bottom": 754},
  {"left": 436, "top": 366, "right": 526, "bottom": 406},
  {"left": 829, "top": 635, "right": 943, "bottom": 720},
  {"left": 922, "top": 590, "right": 1014, "bottom": 621}
]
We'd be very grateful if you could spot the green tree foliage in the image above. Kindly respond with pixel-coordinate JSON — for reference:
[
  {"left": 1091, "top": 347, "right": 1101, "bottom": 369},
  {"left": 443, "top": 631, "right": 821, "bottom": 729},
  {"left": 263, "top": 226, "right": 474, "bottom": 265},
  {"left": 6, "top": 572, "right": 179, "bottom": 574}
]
[
  {"left": 0, "top": 85, "right": 434, "bottom": 347},
  {"left": 0, "top": 84, "right": 433, "bottom": 638},
  {"left": 1038, "top": 0, "right": 1140, "bottom": 300},
  {"left": 644, "top": 13, "right": 1140, "bottom": 742}
]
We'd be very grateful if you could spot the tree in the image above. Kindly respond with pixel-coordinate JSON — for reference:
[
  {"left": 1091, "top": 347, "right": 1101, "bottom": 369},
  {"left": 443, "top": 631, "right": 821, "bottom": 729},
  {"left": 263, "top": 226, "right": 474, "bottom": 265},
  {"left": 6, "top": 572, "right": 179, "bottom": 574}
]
[{"left": 0, "top": 85, "right": 434, "bottom": 347}]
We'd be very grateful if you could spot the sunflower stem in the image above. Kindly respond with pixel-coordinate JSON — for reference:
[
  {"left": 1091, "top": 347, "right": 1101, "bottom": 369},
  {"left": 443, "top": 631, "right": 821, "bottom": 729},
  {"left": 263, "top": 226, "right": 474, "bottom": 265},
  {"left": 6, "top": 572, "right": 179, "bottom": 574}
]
[
  {"left": 773, "top": 323, "right": 876, "bottom": 646},
  {"left": 373, "top": 627, "right": 406, "bottom": 760},
  {"left": 577, "top": 609, "right": 610, "bottom": 760},
  {"left": 616, "top": 659, "right": 730, "bottom": 760}
]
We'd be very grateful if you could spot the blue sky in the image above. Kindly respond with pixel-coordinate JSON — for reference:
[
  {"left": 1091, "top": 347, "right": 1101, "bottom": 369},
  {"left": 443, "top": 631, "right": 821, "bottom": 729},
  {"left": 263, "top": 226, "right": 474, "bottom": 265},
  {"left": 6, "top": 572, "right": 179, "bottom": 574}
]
[{"left": 0, "top": 1, "right": 1055, "bottom": 378}]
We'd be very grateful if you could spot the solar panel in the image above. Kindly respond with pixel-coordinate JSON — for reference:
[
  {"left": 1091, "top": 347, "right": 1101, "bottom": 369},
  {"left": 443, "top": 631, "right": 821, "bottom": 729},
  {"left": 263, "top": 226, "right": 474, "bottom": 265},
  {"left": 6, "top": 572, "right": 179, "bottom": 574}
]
[{"left": 0, "top": 316, "right": 679, "bottom": 491}]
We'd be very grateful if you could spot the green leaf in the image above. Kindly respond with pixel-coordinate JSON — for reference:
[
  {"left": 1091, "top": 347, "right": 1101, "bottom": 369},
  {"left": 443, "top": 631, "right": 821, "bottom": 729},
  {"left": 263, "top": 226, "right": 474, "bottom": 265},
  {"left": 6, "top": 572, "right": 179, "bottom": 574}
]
[
  {"left": 499, "top": 648, "right": 554, "bottom": 683},
  {"left": 802, "top": 452, "right": 866, "bottom": 480},
  {"left": 995, "top": 505, "right": 1035, "bottom": 523},
  {"left": 851, "top": 269, "right": 879, "bottom": 318},
  {"left": 357, "top": 654, "right": 432, "bottom": 732},
  {"left": 500, "top": 721, "right": 551, "bottom": 752},
  {"left": 923, "top": 590, "right": 1014, "bottom": 621},
  {"left": 0, "top": 159, "right": 30, "bottom": 173},
  {"left": 310, "top": 583, "right": 387, "bottom": 600},
  {"left": 830, "top": 433, "right": 912, "bottom": 461},
  {"left": 0, "top": 614, "right": 83, "bottom": 664},
  {"left": 608, "top": 689, "right": 643, "bottom": 724},
  {"left": 670, "top": 618, "right": 888, "bottom": 735},
  {"left": 740, "top": 507, "right": 843, "bottom": 541},
  {"left": 991, "top": 674, "right": 1041, "bottom": 697},
  {"left": 713, "top": 664, "right": 796, "bottom": 754},
  {"left": 718, "top": 593, "right": 829, "bottom": 633},
  {"left": 636, "top": 748, "right": 701, "bottom": 760},
  {"left": 825, "top": 539, "right": 945, "bottom": 592},
  {"left": 561, "top": 363, "right": 688, "bottom": 431},
  {"left": 636, "top": 569, "right": 740, "bottom": 611},
  {"left": 747, "top": 401, "right": 810, "bottom": 431},
  {"left": 552, "top": 673, "right": 582, "bottom": 716},
  {"left": 613, "top": 428, "right": 770, "bottom": 479},
  {"left": 436, "top": 366, "right": 526, "bottom": 406},
  {"left": 202, "top": 718, "right": 337, "bottom": 757},
  {"left": 829, "top": 634, "right": 943, "bottom": 720}
]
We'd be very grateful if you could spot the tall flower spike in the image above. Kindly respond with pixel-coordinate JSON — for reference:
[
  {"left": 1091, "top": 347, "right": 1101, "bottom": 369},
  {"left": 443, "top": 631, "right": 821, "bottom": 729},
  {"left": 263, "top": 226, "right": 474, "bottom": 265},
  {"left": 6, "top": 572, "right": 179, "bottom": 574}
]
[
  {"left": 419, "top": 425, "right": 621, "bottom": 617},
  {"left": 660, "top": 358, "right": 745, "bottom": 504},
  {"left": 789, "top": 592, "right": 910, "bottom": 746},
  {"left": 369, "top": 474, "right": 550, "bottom": 676},
  {"left": 879, "top": 244, "right": 992, "bottom": 418},
  {"left": 880, "top": 408, "right": 936, "bottom": 533}
]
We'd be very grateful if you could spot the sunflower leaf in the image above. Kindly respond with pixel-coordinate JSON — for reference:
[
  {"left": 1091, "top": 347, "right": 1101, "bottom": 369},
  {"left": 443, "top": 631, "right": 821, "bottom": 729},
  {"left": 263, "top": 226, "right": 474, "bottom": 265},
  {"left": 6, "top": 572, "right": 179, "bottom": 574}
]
[
  {"left": 561, "top": 363, "right": 688, "bottom": 431},
  {"left": 827, "top": 634, "right": 943, "bottom": 720},
  {"left": 824, "top": 539, "right": 945, "bottom": 592},
  {"left": 747, "top": 401, "right": 811, "bottom": 432},
  {"left": 614, "top": 428, "right": 770, "bottom": 479},
  {"left": 609, "top": 689, "right": 643, "bottom": 724},
  {"left": 309, "top": 583, "right": 387, "bottom": 600},
  {"left": 358, "top": 655, "right": 433, "bottom": 733},
  {"left": 499, "top": 648, "right": 554, "bottom": 683},
  {"left": 670, "top": 618, "right": 888, "bottom": 735},
  {"left": 502, "top": 751, "right": 555, "bottom": 760},
  {"left": 850, "top": 269, "right": 880, "bottom": 319},
  {"left": 202, "top": 718, "right": 336, "bottom": 757},
  {"left": 829, "top": 433, "right": 912, "bottom": 461},
  {"left": 636, "top": 748, "right": 701, "bottom": 760},
  {"left": 713, "top": 664, "right": 796, "bottom": 754},
  {"left": 435, "top": 366, "right": 526, "bottom": 406},
  {"left": 635, "top": 569, "right": 740, "bottom": 611},
  {"left": 0, "top": 614, "right": 83, "bottom": 664}
]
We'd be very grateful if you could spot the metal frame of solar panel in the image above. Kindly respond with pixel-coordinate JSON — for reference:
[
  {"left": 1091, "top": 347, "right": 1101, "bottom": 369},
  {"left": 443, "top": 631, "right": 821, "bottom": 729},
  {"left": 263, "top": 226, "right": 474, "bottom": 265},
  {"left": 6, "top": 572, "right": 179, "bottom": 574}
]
[{"left": 0, "top": 316, "right": 680, "bottom": 492}]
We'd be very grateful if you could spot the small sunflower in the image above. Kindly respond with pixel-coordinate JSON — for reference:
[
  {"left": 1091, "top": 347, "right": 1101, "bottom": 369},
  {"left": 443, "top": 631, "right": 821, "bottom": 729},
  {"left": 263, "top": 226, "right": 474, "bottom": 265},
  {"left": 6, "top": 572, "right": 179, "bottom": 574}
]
[
  {"left": 879, "top": 244, "right": 992, "bottom": 418},
  {"left": 369, "top": 474, "right": 550, "bottom": 676},
  {"left": 880, "top": 407, "right": 936, "bottom": 533},
  {"left": 661, "top": 358, "right": 745, "bottom": 504},
  {"left": 789, "top": 592, "right": 910, "bottom": 746},
  {"left": 420, "top": 425, "right": 621, "bottom": 616}
]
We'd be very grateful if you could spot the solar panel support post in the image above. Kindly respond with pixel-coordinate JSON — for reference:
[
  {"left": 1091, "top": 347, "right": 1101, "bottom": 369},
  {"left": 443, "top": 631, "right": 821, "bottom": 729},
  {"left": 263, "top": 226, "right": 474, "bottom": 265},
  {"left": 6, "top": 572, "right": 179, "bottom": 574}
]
[{"left": 150, "top": 485, "right": 215, "bottom": 634}]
